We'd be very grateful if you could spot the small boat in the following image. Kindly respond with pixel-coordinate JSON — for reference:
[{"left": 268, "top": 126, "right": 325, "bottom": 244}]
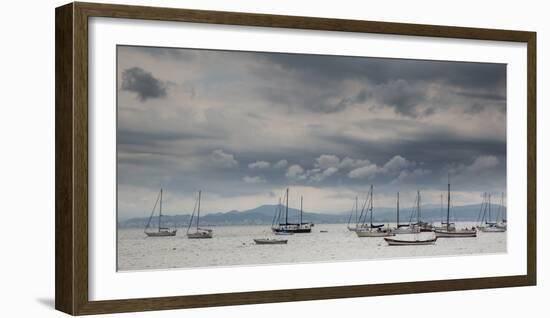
[
  {"left": 254, "top": 238, "right": 288, "bottom": 245},
  {"left": 435, "top": 176, "right": 477, "bottom": 238},
  {"left": 144, "top": 188, "right": 177, "bottom": 237},
  {"left": 384, "top": 236, "right": 437, "bottom": 246},
  {"left": 186, "top": 190, "right": 213, "bottom": 239},
  {"left": 355, "top": 185, "right": 394, "bottom": 238},
  {"left": 434, "top": 229, "right": 476, "bottom": 238},
  {"left": 320, "top": 230, "right": 329, "bottom": 233}
]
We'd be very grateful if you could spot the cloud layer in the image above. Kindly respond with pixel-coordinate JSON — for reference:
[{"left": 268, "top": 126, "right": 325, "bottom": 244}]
[{"left": 116, "top": 46, "right": 506, "bottom": 219}]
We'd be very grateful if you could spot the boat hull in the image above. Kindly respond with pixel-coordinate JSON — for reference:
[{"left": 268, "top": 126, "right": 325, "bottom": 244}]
[
  {"left": 479, "top": 226, "right": 506, "bottom": 233},
  {"left": 392, "top": 227, "right": 421, "bottom": 234},
  {"left": 273, "top": 227, "right": 311, "bottom": 234},
  {"left": 187, "top": 230, "right": 213, "bottom": 239},
  {"left": 384, "top": 237, "right": 437, "bottom": 246},
  {"left": 356, "top": 230, "right": 395, "bottom": 237},
  {"left": 254, "top": 239, "right": 287, "bottom": 245},
  {"left": 145, "top": 230, "right": 177, "bottom": 237},
  {"left": 434, "top": 230, "right": 477, "bottom": 238}
]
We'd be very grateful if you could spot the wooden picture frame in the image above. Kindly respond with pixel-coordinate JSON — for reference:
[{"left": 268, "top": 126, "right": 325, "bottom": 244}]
[{"left": 55, "top": 2, "right": 536, "bottom": 315}]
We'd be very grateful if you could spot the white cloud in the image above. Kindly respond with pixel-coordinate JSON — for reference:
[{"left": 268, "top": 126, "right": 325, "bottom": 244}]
[
  {"left": 286, "top": 164, "right": 305, "bottom": 179},
  {"left": 242, "top": 175, "right": 266, "bottom": 184},
  {"left": 348, "top": 164, "right": 379, "bottom": 179},
  {"left": 315, "top": 154, "right": 340, "bottom": 169},
  {"left": 248, "top": 161, "right": 270, "bottom": 169},
  {"left": 338, "top": 157, "right": 371, "bottom": 170},
  {"left": 210, "top": 149, "right": 238, "bottom": 168},
  {"left": 310, "top": 167, "right": 339, "bottom": 182},
  {"left": 465, "top": 155, "right": 499, "bottom": 173},
  {"left": 274, "top": 159, "right": 288, "bottom": 169},
  {"left": 393, "top": 168, "right": 432, "bottom": 183},
  {"left": 382, "top": 155, "right": 410, "bottom": 173}
]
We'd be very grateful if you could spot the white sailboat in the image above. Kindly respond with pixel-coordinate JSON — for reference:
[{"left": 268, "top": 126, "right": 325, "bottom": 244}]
[
  {"left": 356, "top": 185, "right": 394, "bottom": 238},
  {"left": 346, "top": 196, "right": 360, "bottom": 231},
  {"left": 393, "top": 192, "right": 421, "bottom": 234},
  {"left": 434, "top": 193, "right": 455, "bottom": 231},
  {"left": 434, "top": 176, "right": 477, "bottom": 238},
  {"left": 478, "top": 193, "right": 506, "bottom": 233},
  {"left": 495, "top": 192, "right": 507, "bottom": 230},
  {"left": 144, "top": 188, "right": 177, "bottom": 237},
  {"left": 186, "top": 190, "right": 213, "bottom": 239}
]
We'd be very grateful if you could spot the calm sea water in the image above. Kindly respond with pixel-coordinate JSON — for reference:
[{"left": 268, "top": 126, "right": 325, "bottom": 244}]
[{"left": 117, "top": 222, "right": 506, "bottom": 271}]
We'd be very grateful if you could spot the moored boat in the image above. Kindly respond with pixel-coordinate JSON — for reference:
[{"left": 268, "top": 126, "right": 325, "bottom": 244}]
[
  {"left": 355, "top": 185, "right": 394, "bottom": 238},
  {"left": 384, "top": 236, "right": 437, "bottom": 246},
  {"left": 392, "top": 192, "right": 421, "bottom": 234},
  {"left": 272, "top": 189, "right": 313, "bottom": 234},
  {"left": 186, "top": 190, "right": 213, "bottom": 239},
  {"left": 434, "top": 175, "right": 477, "bottom": 238},
  {"left": 356, "top": 228, "right": 395, "bottom": 237},
  {"left": 253, "top": 238, "right": 288, "bottom": 245},
  {"left": 144, "top": 188, "right": 177, "bottom": 237}
]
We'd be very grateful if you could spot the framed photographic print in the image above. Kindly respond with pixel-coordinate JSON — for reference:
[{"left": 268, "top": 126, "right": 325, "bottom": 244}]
[{"left": 55, "top": 2, "right": 536, "bottom": 315}]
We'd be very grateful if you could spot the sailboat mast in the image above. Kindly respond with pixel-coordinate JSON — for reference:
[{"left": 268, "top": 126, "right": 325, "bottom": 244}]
[
  {"left": 447, "top": 175, "right": 451, "bottom": 230},
  {"left": 197, "top": 190, "right": 201, "bottom": 230},
  {"left": 300, "top": 195, "right": 303, "bottom": 224},
  {"left": 440, "top": 193, "right": 443, "bottom": 223},
  {"left": 397, "top": 192, "right": 400, "bottom": 225},
  {"left": 489, "top": 193, "right": 492, "bottom": 222},
  {"left": 285, "top": 188, "right": 289, "bottom": 225},
  {"left": 355, "top": 196, "right": 359, "bottom": 227},
  {"left": 370, "top": 185, "right": 373, "bottom": 227},
  {"left": 278, "top": 197, "right": 282, "bottom": 225},
  {"left": 417, "top": 190, "right": 421, "bottom": 224},
  {"left": 159, "top": 188, "right": 163, "bottom": 232}
]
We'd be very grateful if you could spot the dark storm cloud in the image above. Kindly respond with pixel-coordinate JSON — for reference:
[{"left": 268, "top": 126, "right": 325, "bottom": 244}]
[
  {"left": 320, "top": 131, "right": 506, "bottom": 171},
  {"left": 121, "top": 67, "right": 167, "bottom": 101},
  {"left": 262, "top": 53, "right": 505, "bottom": 90},
  {"left": 255, "top": 52, "right": 505, "bottom": 117}
]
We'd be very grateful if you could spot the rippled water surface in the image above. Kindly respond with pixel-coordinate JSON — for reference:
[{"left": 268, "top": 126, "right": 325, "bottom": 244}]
[{"left": 118, "top": 223, "right": 506, "bottom": 271}]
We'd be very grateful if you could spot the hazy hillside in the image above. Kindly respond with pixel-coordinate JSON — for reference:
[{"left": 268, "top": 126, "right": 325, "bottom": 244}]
[{"left": 118, "top": 204, "right": 506, "bottom": 228}]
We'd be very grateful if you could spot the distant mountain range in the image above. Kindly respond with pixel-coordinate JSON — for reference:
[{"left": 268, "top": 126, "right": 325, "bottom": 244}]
[{"left": 118, "top": 203, "right": 506, "bottom": 228}]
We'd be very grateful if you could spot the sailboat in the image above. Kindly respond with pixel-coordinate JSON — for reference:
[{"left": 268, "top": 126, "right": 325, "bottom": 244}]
[
  {"left": 478, "top": 193, "right": 506, "bottom": 233},
  {"left": 434, "top": 176, "right": 477, "bottom": 238},
  {"left": 495, "top": 192, "right": 507, "bottom": 230},
  {"left": 271, "top": 197, "right": 293, "bottom": 236},
  {"left": 356, "top": 185, "right": 394, "bottom": 237},
  {"left": 392, "top": 192, "right": 420, "bottom": 234},
  {"left": 346, "top": 196, "right": 360, "bottom": 231},
  {"left": 186, "top": 190, "right": 213, "bottom": 239},
  {"left": 411, "top": 190, "right": 433, "bottom": 232},
  {"left": 386, "top": 191, "right": 438, "bottom": 245},
  {"left": 144, "top": 188, "right": 177, "bottom": 237},
  {"left": 272, "top": 188, "right": 312, "bottom": 234},
  {"left": 434, "top": 193, "right": 455, "bottom": 231}
]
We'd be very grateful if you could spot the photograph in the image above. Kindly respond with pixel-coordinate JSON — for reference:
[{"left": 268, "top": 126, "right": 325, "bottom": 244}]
[{"left": 116, "top": 45, "right": 508, "bottom": 271}]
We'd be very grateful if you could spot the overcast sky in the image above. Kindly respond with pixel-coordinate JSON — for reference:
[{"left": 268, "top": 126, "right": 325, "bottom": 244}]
[{"left": 117, "top": 45, "right": 507, "bottom": 219}]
